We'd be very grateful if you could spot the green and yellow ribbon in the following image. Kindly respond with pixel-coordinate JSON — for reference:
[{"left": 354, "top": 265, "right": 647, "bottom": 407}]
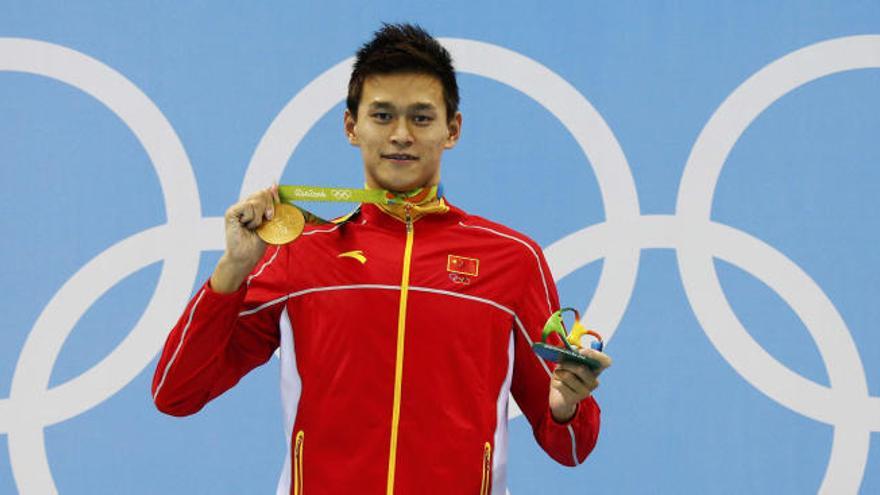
[{"left": 277, "top": 184, "right": 443, "bottom": 224}]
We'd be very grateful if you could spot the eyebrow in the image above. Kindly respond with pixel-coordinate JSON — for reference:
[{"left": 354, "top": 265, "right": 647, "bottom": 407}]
[
  {"left": 367, "top": 101, "right": 438, "bottom": 113},
  {"left": 409, "top": 102, "right": 437, "bottom": 113},
  {"left": 368, "top": 102, "right": 395, "bottom": 111}
]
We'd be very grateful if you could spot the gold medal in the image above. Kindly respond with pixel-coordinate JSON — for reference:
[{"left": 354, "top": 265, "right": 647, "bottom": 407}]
[{"left": 256, "top": 203, "right": 305, "bottom": 245}]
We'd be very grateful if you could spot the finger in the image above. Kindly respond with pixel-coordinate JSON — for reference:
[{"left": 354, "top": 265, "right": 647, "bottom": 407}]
[
  {"left": 551, "top": 377, "right": 583, "bottom": 404},
  {"left": 557, "top": 366, "right": 599, "bottom": 394},
  {"left": 225, "top": 204, "right": 241, "bottom": 224},
  {"left": 556, "top": 362, "right": 596, "bottom": 384},
  {"left": 262, "top": 189, "right": 275, "bottom": 220},
  {"left": 271, "top": 182, "right": 280, "bottom": 204},
  {"left": 236, "top": 202, "right": 255, "bottom": 226},
  {"left": 553, "top": 369, "right": 589, "bottom": 396},
  {"left": 245, "top": 201, "right": 265, "bottom": 229},
  {"left": 579, "top": 348, "right": 613, "bottom": 371},
  {"left": 553, "top": 368, "right": 595, "bottom": 393}
]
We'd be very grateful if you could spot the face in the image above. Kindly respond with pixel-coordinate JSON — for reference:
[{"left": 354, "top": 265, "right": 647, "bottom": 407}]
[{"left": 344, "top": 72, "right": 462, "bottom": 192}]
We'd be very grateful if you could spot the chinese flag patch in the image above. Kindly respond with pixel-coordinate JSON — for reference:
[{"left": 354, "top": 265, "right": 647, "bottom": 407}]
[{"left": 447, "top": 254, "right": 479, "bottom": 277}]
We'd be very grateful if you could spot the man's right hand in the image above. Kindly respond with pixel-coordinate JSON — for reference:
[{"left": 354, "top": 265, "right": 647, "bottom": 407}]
[{"left": 210, "top": 185, "right": 280, "bottom": 294}]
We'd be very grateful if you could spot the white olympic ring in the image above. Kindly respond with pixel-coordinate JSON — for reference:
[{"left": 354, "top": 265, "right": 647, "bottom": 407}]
[
  {"left": 331, "top": 189, "right": 353, "bottom": 200},
  {"left": 0, "top": 38, "right": 215, "bottom": 495},
  {"left": 0, "top": 35, "right": 878, "bottom": 495},
  {"left": 448, "top": 273, "right": 472, "bottom": 285},
  {"left": 543, "top": 35, "right": 880, "bottom": 494}
]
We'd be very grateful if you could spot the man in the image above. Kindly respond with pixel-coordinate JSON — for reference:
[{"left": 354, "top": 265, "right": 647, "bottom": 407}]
[{"left": 152, "top": 23, "right": 612, "bottom": 494}]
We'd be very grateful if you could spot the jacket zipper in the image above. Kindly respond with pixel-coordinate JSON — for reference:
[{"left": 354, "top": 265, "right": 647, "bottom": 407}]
[
  {"left": 386, "top": 204, "right": 415, "bottom": 495},
  {"left": 293, "top": 430, "right": 304, "bottom": 495},
  {"left": 480, "top": 442, "right": 493, "bottom": 495}
]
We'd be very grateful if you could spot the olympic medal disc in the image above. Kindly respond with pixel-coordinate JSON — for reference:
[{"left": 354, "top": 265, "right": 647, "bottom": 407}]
[{"left": 256, "top": 203, "right": 305, "bottom": 245}]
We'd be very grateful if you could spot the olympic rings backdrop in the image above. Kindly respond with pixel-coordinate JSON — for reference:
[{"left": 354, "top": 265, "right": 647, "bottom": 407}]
[{"left": 1, "top": 2, "right": 879, "bottom": 494}]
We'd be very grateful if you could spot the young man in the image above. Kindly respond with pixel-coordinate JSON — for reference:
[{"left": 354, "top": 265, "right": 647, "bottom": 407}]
[{"left": 152, "top": 23, "right": 611, "bottom": 495}]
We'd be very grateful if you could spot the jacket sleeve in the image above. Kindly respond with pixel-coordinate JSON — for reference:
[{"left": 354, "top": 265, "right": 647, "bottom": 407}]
[
  {"left": 151, "top": 245, "right": 289, "bottom": 416},
  {"left": 509, "top": 241, "right": 601, "bottom": 466}
]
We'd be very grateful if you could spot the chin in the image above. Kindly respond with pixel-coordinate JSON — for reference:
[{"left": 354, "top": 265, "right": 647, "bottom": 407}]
[
  {"left": 377, "top": 176, "right": 427, "bottom": 193},
  {"left": 385, "top": 184, "right": 420, "bottom": 193}
]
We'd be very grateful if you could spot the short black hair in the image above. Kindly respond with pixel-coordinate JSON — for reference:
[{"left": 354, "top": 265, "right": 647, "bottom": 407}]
[{"left": 347, "top": 23, "right": 459, "bottom": 121}]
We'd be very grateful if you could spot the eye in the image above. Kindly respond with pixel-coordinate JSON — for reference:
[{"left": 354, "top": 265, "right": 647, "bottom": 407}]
[
  {"left": 371, "top": 112, "right": 393, "bottom": 122},
  {"left": 412, "top": 115, "right": 434, "bottom": 125}
]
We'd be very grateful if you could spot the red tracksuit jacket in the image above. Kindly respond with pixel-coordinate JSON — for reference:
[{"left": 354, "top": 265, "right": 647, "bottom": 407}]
[{"left": 152, "top": 201, "right": 601, "bottom": 495}]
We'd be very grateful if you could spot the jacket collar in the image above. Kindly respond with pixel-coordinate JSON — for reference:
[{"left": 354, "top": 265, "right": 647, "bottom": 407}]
[{"left": 358, "top": 199, "right": 465, "bottom": 231}]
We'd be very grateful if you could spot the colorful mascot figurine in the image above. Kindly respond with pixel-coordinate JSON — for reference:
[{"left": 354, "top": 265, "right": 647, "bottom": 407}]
[{"left": 532, "top": 308, "right": 604, "bottom": 371}]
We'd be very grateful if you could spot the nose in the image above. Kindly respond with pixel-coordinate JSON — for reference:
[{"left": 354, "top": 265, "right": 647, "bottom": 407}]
[{"left": 390, "top": 119, "right": 413, "bottom": 147}]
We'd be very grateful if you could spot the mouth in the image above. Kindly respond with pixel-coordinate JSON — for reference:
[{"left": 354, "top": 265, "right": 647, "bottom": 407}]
[{"left": 382, "top": 153, "right": 419, "bottom": 163}]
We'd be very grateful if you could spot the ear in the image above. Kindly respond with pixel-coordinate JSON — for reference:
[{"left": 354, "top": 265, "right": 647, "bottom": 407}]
[
  {"left": 444, "top": 112, "right": 462, "bottom": 149},
  {"left": 344, "top": 109, "right": 359, "bottom": 146}
]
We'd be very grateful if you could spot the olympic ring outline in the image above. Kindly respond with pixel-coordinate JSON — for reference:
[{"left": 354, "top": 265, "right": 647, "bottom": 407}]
[
  {"left": 0, "top": 35, "right": 876, "bottom": 494},
  {"left": 448, "top": 273, "right": 472, "bottom": 285},
  {"left": 675, "top": 36, "right": 880, "bottom": 494},
  {"left": 0, "top": 38, "right": 213, "bottom": 495},
  {"left": 543, "top": 35, "right": 880, "bottom": 493},
  {"left": 331, "top": 189, "right": 353, "bottom": 200}
]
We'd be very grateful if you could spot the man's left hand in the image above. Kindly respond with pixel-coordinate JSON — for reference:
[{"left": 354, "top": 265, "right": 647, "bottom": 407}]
[{"left": 549, "top": 348, "right": 612, "bottom": 423}]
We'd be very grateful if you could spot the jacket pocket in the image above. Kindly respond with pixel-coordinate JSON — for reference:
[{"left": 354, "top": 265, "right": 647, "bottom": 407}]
[
  {"left": 293, "top": 430, "right": 305, "bottom": 495},
  {"left": 480, "top": 442, "right": 492, "bottom": 495}
]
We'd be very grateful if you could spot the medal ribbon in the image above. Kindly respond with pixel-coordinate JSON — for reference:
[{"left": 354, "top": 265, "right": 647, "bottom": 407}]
[
  {"left": 277, "top": 184, "right": 444, "bottom": 224},
  {"left": 278, "top": 184, "right": 441, "bottom": 205}
]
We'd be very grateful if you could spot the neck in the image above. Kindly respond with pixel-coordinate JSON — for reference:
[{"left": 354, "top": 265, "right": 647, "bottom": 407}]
[{"left": 371, "top": 183, "right": 447, "bottom": 222}]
